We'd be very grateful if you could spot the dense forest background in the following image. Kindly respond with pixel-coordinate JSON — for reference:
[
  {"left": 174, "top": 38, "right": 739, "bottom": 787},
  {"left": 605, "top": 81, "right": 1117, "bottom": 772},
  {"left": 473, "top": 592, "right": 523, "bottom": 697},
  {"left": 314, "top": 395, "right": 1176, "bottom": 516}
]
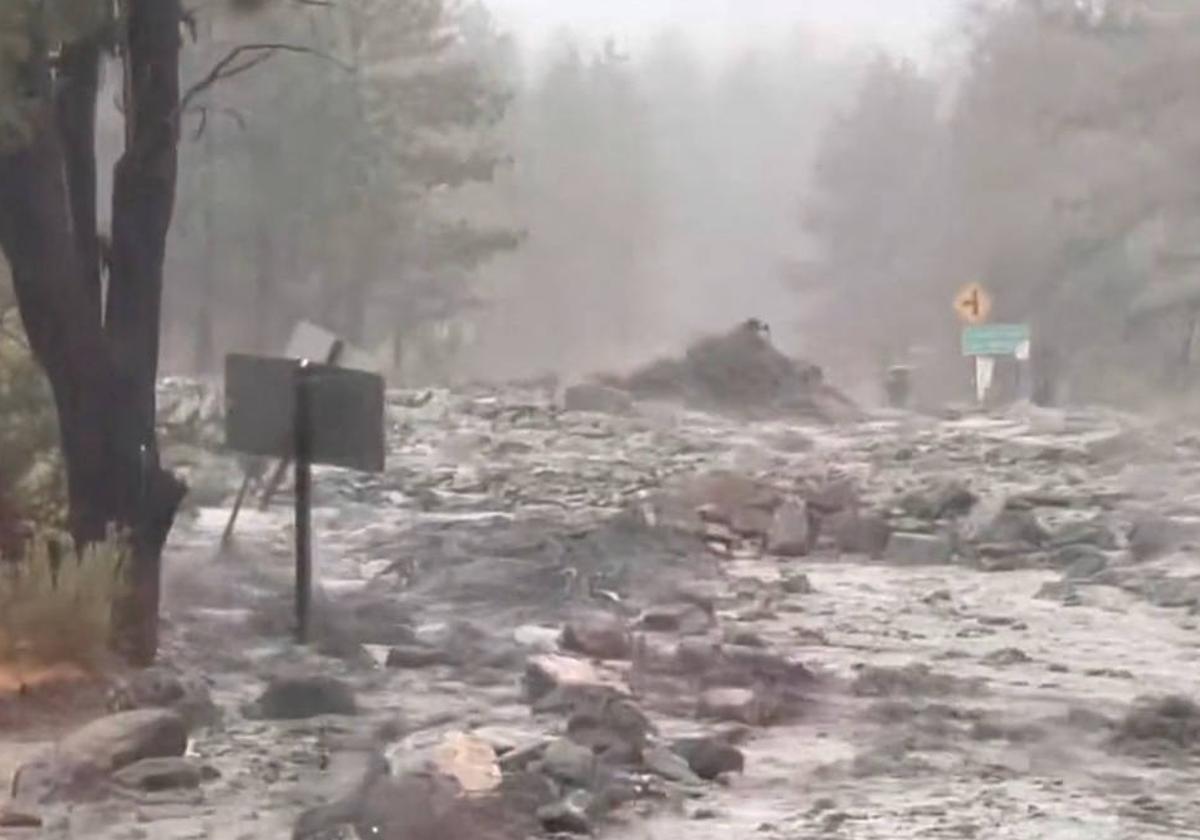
[{"left": 28, "top": 0, "right": 1200, "bottom": 407}]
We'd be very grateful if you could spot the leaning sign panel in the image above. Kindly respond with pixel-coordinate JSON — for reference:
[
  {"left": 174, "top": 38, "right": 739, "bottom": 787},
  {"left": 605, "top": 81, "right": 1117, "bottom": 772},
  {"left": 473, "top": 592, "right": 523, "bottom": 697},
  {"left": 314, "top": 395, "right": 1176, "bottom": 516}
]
[{"left": 225, "top": 354, "right": 385, "bottom": 473}]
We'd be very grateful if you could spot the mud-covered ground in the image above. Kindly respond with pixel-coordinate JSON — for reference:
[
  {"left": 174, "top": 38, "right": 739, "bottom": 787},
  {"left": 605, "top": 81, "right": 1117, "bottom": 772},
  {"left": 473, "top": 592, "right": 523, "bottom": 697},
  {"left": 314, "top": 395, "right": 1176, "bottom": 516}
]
[{"left": 6, "top": 386, "right": 1200, "bottom": 839}]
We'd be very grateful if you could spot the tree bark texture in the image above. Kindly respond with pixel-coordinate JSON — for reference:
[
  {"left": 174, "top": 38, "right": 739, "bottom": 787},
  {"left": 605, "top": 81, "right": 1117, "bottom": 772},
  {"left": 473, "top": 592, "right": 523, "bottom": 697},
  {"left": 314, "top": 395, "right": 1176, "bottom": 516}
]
[{"left": 0, "top": 0, "right": 187, "bottom": 665}]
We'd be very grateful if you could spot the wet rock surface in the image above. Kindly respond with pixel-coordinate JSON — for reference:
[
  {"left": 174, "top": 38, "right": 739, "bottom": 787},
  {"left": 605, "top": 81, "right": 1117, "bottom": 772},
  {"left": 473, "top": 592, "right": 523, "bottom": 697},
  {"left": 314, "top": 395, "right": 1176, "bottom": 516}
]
[{"left": 9, "top": 386, "right": 1200, "bottom": 837}]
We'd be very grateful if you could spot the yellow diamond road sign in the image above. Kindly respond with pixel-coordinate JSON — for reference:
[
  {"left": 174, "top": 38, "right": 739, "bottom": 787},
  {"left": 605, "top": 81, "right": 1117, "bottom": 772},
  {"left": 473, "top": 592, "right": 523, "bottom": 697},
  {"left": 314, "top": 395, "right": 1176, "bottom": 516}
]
[{"left": 954, "top": 283, "right": 993, "bottom": 325}]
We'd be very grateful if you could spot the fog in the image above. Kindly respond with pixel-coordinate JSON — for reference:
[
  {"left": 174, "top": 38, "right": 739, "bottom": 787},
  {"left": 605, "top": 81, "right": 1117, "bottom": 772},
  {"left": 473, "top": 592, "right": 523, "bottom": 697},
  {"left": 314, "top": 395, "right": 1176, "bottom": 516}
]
[
  {"left": 155, "top": 0, "right": 923, "bottom": 385},
  {"left": 487, "top": 0, "right": 955, "bottom": 57},
  {"left": 146, "top": 0, "right": 1200, "bottom": 409}
]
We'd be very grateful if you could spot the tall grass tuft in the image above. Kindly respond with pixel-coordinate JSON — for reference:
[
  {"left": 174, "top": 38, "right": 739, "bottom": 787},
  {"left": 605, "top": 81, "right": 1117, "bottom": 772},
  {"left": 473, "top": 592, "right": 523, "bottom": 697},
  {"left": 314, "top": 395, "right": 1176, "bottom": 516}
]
[{"left": 0, "top": 531, "right": 130, "bottom": 669}]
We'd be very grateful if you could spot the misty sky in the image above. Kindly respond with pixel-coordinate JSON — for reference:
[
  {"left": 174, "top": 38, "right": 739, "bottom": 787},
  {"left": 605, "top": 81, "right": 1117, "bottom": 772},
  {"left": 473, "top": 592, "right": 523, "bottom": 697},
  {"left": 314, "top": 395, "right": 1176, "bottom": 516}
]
[{"left": 488, "top": 0, "right": 960, "bottom": 57}]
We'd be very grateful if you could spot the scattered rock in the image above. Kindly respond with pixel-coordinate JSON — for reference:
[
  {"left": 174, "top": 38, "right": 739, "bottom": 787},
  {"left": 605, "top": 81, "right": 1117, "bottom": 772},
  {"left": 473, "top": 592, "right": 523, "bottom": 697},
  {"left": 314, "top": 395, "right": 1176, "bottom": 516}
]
[
  {"left": 565, "top": 695, "right": 655, "bottom": 756},
  {"left": 1129, "top": 515, "right": 1188, "bottom": 562},
  {"left": 899, "top": 480, "right": 977, "bottom": 521},
  {"left": 850, "top": 664, "right": 975, "bottom": 698},
  {"left": 1049, "top": 519, "right": 1118, "bottom": 551},
  {"left": 834, "top": 513, "right": 892, "bottom": 558},
  {"left": 385, "top": 645, "right": 451, "bottom": 669},
  {"left": 671, "top": 580, "right": 723, "bottom": 614},
  {"left": 1144, "top": 578, "right": 1200, "bottom": 609},
  {"left": 1066, "top": 706, "right": 1114, "bottom": 732},
  {"left": 563, "top": 383, "right": 634, "bottom": 415},
  {"left": 106, "top": 668, "right": 220, "bottom": 733},
  {"left": 885, "top": 533, "right": 954, "bottom": 566},
  {"left": 922, "top": 589, "right": 952, "bottom": 606},
  {"left": 538, "top": 797, "right": 593, "bottom": 835},
  {"left": 805, "top": 477, "right": 860, "bottom": 515},
  {"left": 675, "top": 639, "right": 724, "bottom": 674},
  {"left": 431, "top": 732, "right": 501, "bottom": 794},
  {"left": 974, "top": 508, "right": 1048, "bottom": 547},
  {"left": 561, "top": 612, "right": 632, "bottom": 660},
  {"left": 111, "top": 757, "right": 206, "bottom": 792},
  {"left": 723, "top": 628, "right": 767, "bottom": 648},
  {"left": 671, "top": 736, "right": 745, "bottom": 780},
  {"left": 524, "top": 655, "right": 608, "bottom": 704},
  {"left": 419, "top": 620, "right": 522, "bottom": 670},
  {"left": 731, "top": 505, "right": 775, "bottom": 539},
  {"left": 780, "top": 572, "right": 814, "bottom": 595},
  {"left": 721, "top": 646, "right": 816, "bottom": 687},
  {"left": 670, "top": 470, "right": 782, "bottom": 530},
  {"left": 1060, "top": 547, "right": 1109, "bottom": 580},
  {"left": 766, "top": 500, "right": 810, "bottom": 557},
  {"left": 698, "top": 687, "right": 776, "bottom": 726},
  {"left": 983, "top": 648, "right": 1032, "bottom": 667},
  {"left": 514, "top": 624, "right": 563, "bottom": 653},
  {"left": 1034, "top": 580, "right": 1078, "bottom": 603},
  {"left": 350, "top": 770, "right": 485, "bottom": 840},
  {"left": 0, "top": 806, "right": 42, "bottom": 828},
  {"left": 638, "top": 603, "right": 714, "bottom": 636},
  {"left": 1114, "top": 695, "right": 1200, "bottom": 754},
  {"left": 300, "top": 747, "right": 390, "bottom": 833},
  {"left": 540, "top": 738, "right": 597, "bottom": 787},
  {"left": 251, "top": 674, "right": 358, "bottom": 720},
  {"left": 642, "top": 745, "right": 702, "bottom": 785}
]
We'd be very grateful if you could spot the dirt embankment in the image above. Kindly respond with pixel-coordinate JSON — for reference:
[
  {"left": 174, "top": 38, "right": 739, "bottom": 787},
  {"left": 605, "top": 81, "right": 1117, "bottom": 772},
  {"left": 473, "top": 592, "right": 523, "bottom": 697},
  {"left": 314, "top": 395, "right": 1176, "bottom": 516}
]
[{"left": 598, "top": 321, "right": 859, "bottom": 423}]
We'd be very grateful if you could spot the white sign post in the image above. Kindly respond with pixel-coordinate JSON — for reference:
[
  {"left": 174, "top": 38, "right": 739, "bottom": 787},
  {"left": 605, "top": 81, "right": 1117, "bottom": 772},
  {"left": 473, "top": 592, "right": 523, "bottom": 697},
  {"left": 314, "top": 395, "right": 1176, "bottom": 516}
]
[{"left": 962, "top": 324, "right": 1033, "bottom": 406}]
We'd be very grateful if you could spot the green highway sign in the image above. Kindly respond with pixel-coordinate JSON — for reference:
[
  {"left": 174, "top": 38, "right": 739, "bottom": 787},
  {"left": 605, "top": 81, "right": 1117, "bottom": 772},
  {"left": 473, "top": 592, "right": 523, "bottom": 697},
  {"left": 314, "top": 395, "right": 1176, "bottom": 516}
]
[{"left": 962, "top": 324, "right": 1031, "bottom": 357}]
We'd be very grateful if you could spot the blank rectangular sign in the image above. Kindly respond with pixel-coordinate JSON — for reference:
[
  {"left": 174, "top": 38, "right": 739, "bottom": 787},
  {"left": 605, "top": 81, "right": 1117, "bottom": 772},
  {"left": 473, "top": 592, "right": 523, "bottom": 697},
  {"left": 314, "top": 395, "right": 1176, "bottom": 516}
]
[{"left": 225, "top": 354, "right": 386, "bottom": 473}]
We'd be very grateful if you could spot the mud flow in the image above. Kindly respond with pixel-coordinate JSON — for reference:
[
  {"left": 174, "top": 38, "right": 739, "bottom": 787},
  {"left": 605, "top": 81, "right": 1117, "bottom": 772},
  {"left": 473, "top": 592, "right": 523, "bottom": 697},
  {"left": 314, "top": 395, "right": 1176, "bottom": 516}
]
[{"left": 5, "top": 327, "right": 1200, "bottom": 840}]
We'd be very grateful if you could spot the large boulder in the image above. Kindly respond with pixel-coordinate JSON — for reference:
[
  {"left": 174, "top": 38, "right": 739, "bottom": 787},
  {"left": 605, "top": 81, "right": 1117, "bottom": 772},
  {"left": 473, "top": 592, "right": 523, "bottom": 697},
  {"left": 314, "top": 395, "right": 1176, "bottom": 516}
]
[{"left": 12, "top": 709, "right": 188, "bottom": 803}]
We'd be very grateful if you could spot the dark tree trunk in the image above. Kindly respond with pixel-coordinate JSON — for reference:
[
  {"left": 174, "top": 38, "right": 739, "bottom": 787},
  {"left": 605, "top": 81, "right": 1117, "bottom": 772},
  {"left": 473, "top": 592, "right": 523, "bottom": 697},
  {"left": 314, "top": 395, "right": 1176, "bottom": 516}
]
[
  {"left": 54, "top": 40, "right": 103, "bottom": 322},
  {"left": 103, "top": 0, "right": 188, "bottom": 664},
  {"left": 0, "top": 0, "right": 187, "bottom": 665}
]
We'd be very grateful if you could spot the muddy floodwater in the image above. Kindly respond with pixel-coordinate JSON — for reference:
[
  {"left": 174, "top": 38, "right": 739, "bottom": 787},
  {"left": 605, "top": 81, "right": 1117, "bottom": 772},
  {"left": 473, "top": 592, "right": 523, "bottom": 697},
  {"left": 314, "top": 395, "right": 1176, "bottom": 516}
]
[{"left": 5, "top": 386, "right": 1200, "bottom": 840}]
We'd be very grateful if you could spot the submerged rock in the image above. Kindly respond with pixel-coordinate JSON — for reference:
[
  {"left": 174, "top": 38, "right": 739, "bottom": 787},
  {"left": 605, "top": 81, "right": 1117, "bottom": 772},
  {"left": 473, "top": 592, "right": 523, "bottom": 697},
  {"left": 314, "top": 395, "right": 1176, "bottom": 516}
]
[
  {"left": 251, "top": 674, "right": 358, "bottom": 720},
  {"left": 563, "top": 383, "right": 634, "bottom": 415},
  {"left": 670, "top": 736, "right": 745, "bottom": 780},
  {"left": 885, "top": 533, "right": 954, "bottom": 566}
]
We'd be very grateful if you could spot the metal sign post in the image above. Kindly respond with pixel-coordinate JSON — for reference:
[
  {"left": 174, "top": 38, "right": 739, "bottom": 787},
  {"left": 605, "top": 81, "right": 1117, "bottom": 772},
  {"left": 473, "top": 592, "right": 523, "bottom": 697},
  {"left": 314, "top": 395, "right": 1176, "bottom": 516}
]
[
  {"left": 225, "top": 354, "right": 385, "bottom": 645},
  {"left": 293, "top": 360, "right": 313, "bottom": 643},
  {"left": 961, "top": 324, "right": 1033, "bottom": 406}
]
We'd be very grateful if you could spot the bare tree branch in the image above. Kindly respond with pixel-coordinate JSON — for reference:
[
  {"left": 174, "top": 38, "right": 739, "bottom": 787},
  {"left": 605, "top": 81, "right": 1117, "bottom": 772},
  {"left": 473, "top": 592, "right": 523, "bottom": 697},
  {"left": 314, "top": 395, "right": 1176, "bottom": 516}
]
[
  {"left": 179, "top": 43, "right": 352, "bottom": 121},
  {"left": 187, "top": 105, "right": 249, "bottom": 140}
]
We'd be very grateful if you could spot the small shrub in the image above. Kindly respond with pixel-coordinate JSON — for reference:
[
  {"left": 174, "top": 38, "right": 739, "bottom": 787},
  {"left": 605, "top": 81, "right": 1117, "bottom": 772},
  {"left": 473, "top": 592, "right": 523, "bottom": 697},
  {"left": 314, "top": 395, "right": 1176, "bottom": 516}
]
[
  {"left": 0, "top": 532, "right": 130, "bottom": 668},
  {"left": 0, "top": 292, "right": 67, "bottom": 537}
]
